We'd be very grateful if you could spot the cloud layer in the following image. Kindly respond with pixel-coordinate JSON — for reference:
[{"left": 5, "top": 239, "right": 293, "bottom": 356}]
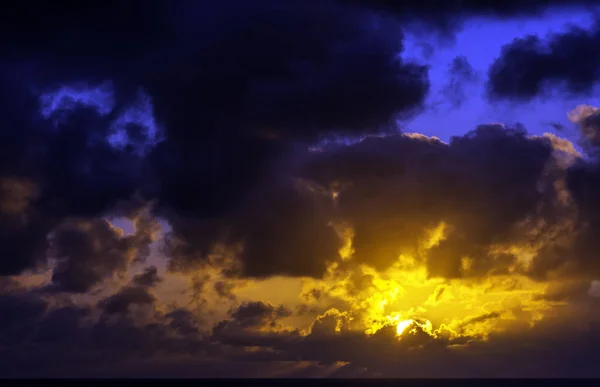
[
  {"left": 487, "top": 18, "right": 600, "bottom": 100},
  {"left": 2, "top": 0, "right": 600, "bottom": 378}
]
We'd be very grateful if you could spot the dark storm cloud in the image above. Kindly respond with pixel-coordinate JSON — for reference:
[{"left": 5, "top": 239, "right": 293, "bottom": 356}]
[
  {"left": 536, "top": 280, "right": 592, "bottom": 301},
  {"left": 6, "top": 313, "right": 600, "bottom": 377},
  {"left": 165, "top": 175, "right": 343, "bottom": 278},
  {"left": 229, "top": 301, "right": 293, "bottom": 329},
  {"left": 213, "top": 301, "right": 293, "bottom": 336},
  {"left": 0, "top": 63, "right": 160, "bottom": 280},
  {"left": 145, "top": 0, "right": 429, "bottom": 225},
  {"left": 164, "top": 121, "right": 600, "bottom": 281},
  {"left": 0, "top": 85, "right": 146, "bottom": 277},
  {"left": 0, "top": 281, "right": 209, "bottom": 377},
  {"left": 210, "top": 301, "right": 295, "bottom": 347},
  {"left": 99, "top": 286, "right": 156, "bottom": 315},
  {"left": 0, "top": 178, "right": 50, "bottom": 275},
  {"left": 0, "top": 0, "right": 431, "bottom": 279},
  {"left": 166, "top": 308, "right": 203, "bottom": 336},
  {"left": 487, "top": 19, "right": 600, "bottom": 100},
  {"left": 0, "top": 290, "right": 48, "bottom": 346},
  {"left": 48, "top": 216, "right": 159, "bottom": 293},
  {"left": 225, "top": 179, "right": 342, "bottom": 278},
  {"left": 347, "top": 0, "right": 599, "bottom": 15},
  {"left": 98, "top": 265, "right": 163, "bottom": 315},
  {"left": 132, "top": 266, "right": 162, "bottom": 288},
  {"left": 298, "top": 126, "right": 564, "bottom": 278},
  {"left": 550, "top": 109, "right": 600, "bottom": 281},
  {"left": 344, "top": 0, "right": 600, "bottom": 36},
  {"left": 564, "top": 161, "right": 600, "bottom": 276}
]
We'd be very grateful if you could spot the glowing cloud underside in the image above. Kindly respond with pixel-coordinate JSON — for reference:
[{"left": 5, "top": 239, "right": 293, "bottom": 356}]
[{"left": 297, "top": 220, "right": 567, "bottom": 342}]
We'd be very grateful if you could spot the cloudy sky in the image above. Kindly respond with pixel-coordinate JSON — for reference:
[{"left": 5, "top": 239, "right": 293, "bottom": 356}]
[{"left": 4, "top": 0, "right": 600, "bottom": 378}]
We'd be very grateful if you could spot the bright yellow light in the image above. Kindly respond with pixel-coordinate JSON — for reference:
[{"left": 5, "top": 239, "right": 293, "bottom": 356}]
[
  {"left": 298, "top": 221, "right": 564, "bottom": 342},
  {"left": 396, "top": 319, "right": 414, "bottom": 336}
]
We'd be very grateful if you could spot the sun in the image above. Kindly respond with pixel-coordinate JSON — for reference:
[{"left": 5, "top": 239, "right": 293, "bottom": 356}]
[{"left": 396, "top": 319, "right": 414, "bottom": 336}]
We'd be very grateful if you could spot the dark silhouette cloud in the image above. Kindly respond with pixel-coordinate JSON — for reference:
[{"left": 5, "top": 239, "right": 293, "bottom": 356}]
[
  {"left": 166, "top": 308, "right": 203, "bottom": 336},
  {"left": 49, "top": 216, "right": 159, "bottom": 293},
  {"left": 98, "top": 265, "right": 164, "bottom": 315},
  {"left": 0, "top": 290, "right": 48, "bottom": 346},
  {"left": 344, "top": 0, "right": 600, "bottom": 37},
  {"left": 132, "top": 266, "right": 163, "bottom": 288},
  {"left": 346, "top": 0, "right": 599, "bottom": 16},
  {"left": 0, "top": 178, "right": 50, "bottom": 275},
  {"left": 488, "top": 19, "right": 600, "bottom": 100},
  {"left": 0, "top": 94, "right": 147, "bottom": 277},
  {"left": 0, "top": 0, "right": 429, "bottom": 279},
  {"left": 230, "top": 301, "right": 293, "bottom": 328},
  {"left": 163, "top": 176, "right": 337, "bottom": 278},
  {"left": 99, "top": 286, "right": 156, "bottom": 315}
]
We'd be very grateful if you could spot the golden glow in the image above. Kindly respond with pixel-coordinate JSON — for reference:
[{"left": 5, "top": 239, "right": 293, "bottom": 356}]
[
  {"left": 298, "top": 221, "right": 565, "bottom": 342},
  {"left": 172, "top": 216, "right": 574, "bottom": 344}
]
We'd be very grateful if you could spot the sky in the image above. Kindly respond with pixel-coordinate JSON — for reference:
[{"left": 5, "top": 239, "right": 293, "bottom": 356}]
[
  {"left": 5, "top": 0, "right": 600, "bottom": 378},
  {"left": 406, "top": 9, "right": 599, "bottom": 140}
]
